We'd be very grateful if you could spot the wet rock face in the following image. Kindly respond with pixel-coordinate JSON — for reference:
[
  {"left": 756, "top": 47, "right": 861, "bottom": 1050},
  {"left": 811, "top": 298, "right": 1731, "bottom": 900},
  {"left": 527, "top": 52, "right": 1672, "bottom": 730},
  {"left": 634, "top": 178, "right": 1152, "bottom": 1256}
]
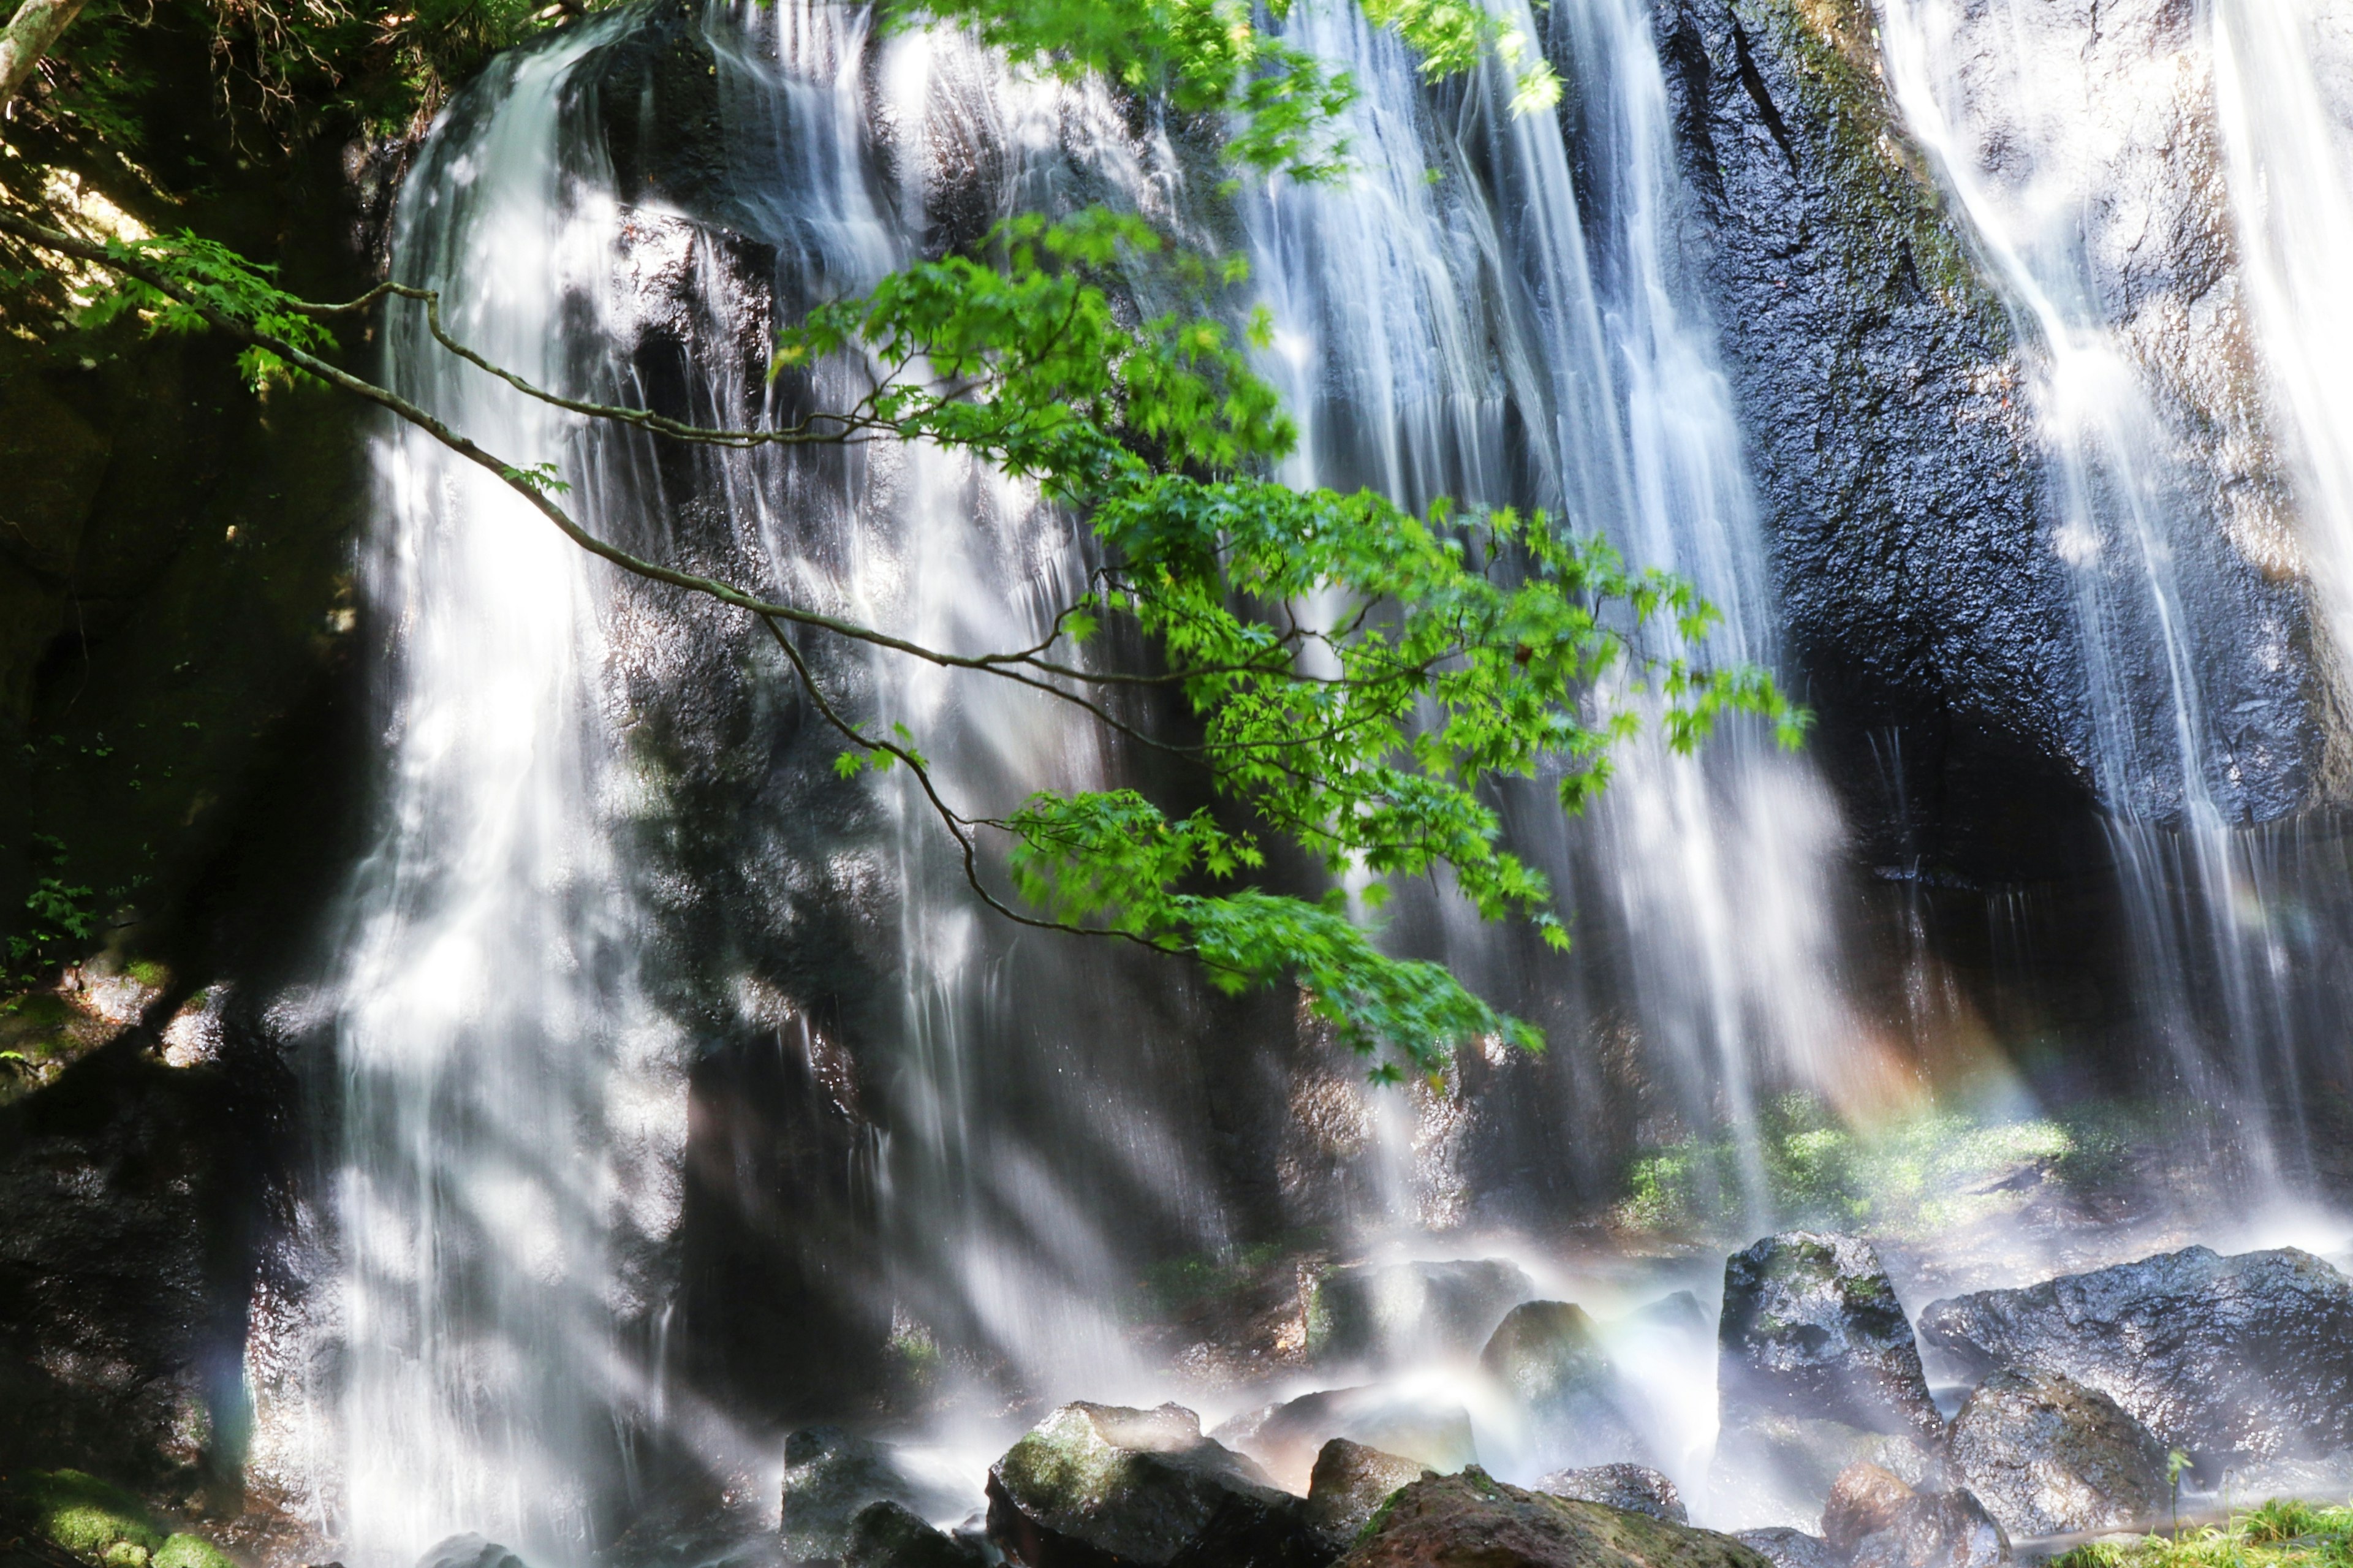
[
  {"left": 1917, "top": 1246, "right": 2353, "bottom": 1463},
  {"left": 1314, "top": 1259, "right": 1536, "bottom": 1367},
  {"left": 1337, "top": 1471, "right": 1773, "bottom": 1568},
  {"left": 1217, "top": 1387, "right": 1477, "bottom": 1495},
  {"left": 418, "top": 1537, "right": 529, "bottom": 1568},
  {"left": 1483, "top": 1303, "right": 1647, "bottom": 1470},
  {"left": 782, "top": 1428, "right": 963, "bottom": 1564},
  {"left": 1944, "top": 1368, "right": 2167, "bottom": 1537},
  {"left": 1720, "top": 1233, "right": 1943, "bottom": 1442},
  {"left": 1713, "top": 1409, "right": 1943, "bottom": 1530},
  {"left": 1306, "top": 1441, "right": 1436, "bottom": 1542},
  {"left": 1533, "top": 1465, "right": 1687, "bottom": 1524},
  {"left": 1848, "top": 1490, "right": 2010, "bottom": 1568},
  {"left": 1822, "top": 1463, "right": 1919, "bottom": 1556},
  {"left": 1737, "top": 1529, "right": 1842, "bottom": 1568},
  {"left": 842, "top": 1501, "right": 988, "bottom": 1568},
  {"left": 986, "top": 1402, "right": 1328, "bottom": 1568},
  {"left": 1627, "top": 0, "right": 2101, "bottom": 879}
]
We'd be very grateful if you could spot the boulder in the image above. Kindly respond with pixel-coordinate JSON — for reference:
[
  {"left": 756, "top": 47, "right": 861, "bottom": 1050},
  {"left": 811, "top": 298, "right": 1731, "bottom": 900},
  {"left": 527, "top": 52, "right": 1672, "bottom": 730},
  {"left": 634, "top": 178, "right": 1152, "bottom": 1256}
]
[
  {"left": 1735, "top": 1530, "right": 1841, "bottom": 1568},
  {"left": 1944, "top": 1368, "right": 2167, "bottom": 1537},
  {"left": 1216, "top": 1386, "right": 1477, "bottom": 1493},
  {"left": 1710, "top": 1415, "right": 1941, "bottom": 1531},
  {"left": 986, "top": 1401, "right": 1328, "bottom": 1567},
  {"left": 784, "top": 1428, "right": 964, "bottom": 1564},
  {"left": 1917, "top": 1246, "right": 2353, "bottom": 1464},
  {"left": 1848, "top": 1491, "right": 2009, "bottom": 1568},
  {"left": 1720, "top": 1235, "right": 1942, "bottom": 1443},
  {"left": 1306, "top": 1440, "right": 1436, "bottom": 1541},
  {"left": 1822, "top": 1464, "right": 1917, "bottom": 1556},
  {"left": 1336, "top": 1469, "right": 1772, "bottom": 1568},
  {"left": 843, "top": 1501, "right": 988, "bottom": 1568},
  {"left": 1532, "top": 1464, "right": 1686, "bottom": 1524},
  {"left": 418, "top": 1539, "right": 528, "bottom": 1568},
  {"left": 1483, "top": 1303, "right": 1648, "bottom": 1469},
  {"left": 1314, "top": 1259, "right": 1536, "bottom": 1366},
  {"left": 1630, "top": 1291, "right": 1710, "bottom": 1337}
]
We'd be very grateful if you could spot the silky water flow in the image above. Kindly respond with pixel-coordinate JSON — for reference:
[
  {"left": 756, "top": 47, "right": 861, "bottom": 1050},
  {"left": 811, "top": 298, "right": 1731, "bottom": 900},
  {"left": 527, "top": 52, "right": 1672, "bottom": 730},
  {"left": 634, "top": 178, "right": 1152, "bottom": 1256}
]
[
  {"left": 1873, "top": 0, "right": 2344, "bottom": 1188},
  {"left": 313, "top": 0, "right": 2240, "bottom": 1556}
]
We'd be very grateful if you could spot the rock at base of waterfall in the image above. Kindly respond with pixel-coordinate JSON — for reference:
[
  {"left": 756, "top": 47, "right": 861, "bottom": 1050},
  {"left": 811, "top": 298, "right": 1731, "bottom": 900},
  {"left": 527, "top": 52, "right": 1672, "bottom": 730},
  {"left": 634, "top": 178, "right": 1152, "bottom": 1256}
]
[
  {"left": 1720, "top": 1234, "right": 1943, "bottom": 1444},
  {"left": 985, "top": 1401, "right": 1328, "bottom": 1567},
  {"left": 1945, "top": 1368, "right": 2167, "bottom": 1537},
  {"left": 1737, "top": 1529, "right": 1842, "bottom": 1568},
  {"left": 842, "top": 1501, "right": 988, "bottom": 1568},
  {"left": 1848, "top": 1490, "right": 2010, "bottom": 1568},
  {"left": 1630, "top": 1290, "right": 1710, "bottom": 1337},
  {"left": 1313, "top": 1259, "right": 1536, "bottom": 1365},
  {"left": 1917, "top": 1247, "right": 2353, "bottom": 1464},
  {"left": 784, "top": 1428, "right": 961, "bottom": 1564},
  {"left": 1335, "top": 1470, "right": 1772, "bottom": 1568},
  {"left": 1711, "top": 1415, "right": 1942, "bottom": 1531},
  {"left": 1822, "top": 1463, "right": 1919, "bottom": 1555},
  {"left": 1532, "top": 1465, "right": 1686, "bottom": 1524},
  {"left": 417, "top": 1537, "right": 529, "bottom": 1568},
  {"left": 1483, "top": 1303, "right": 1647, "bottom": 1468},
  {"left": 1306, "top": 1440, "right": 1437, "bottom": 1541},
  {"left": 1216, "top": 1385, "right": 1477, "bottom": 1493}
]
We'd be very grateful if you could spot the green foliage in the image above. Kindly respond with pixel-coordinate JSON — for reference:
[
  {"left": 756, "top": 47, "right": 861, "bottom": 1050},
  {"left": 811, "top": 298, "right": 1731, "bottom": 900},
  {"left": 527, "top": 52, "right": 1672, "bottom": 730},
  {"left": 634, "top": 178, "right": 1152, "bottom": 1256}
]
[
  {"left": 1135, "top": 1238, "right": 1294, "bottom": 1314},
  {"left": 1616, "top": 1094, "right": 2121, "bottom": 1238},
  {"left": 8, "top": 833, "right": 101, "bottom": 992},
  {"left": 885, "top": 0, "right": 1557, "bottom": 178},
  {"left": 2047, "top": 1499, "right": 2353, "bottom": 1568},
  {"left": 10, "top": 0, "right": 1792, "bottom": 1076},
  {"left": 78, "top": 230, "right": 337, "bottom": 388},
  {"left": 776, "top": 208, "right": 1798, "bottom": 1071}
]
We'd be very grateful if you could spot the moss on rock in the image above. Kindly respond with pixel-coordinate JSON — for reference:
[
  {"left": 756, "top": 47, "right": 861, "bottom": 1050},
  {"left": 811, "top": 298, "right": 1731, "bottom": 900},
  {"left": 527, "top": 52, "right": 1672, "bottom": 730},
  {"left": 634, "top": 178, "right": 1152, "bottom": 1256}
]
[{"left": 11, "top": 1468, "right": 168, "bottom": 1556}]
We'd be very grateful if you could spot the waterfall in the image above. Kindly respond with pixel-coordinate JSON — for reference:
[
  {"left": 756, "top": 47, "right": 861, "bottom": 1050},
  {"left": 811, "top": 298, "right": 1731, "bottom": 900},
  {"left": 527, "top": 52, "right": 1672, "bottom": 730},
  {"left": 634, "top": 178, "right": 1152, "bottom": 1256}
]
[
  {"left": 325, "top": 0, "right": 1906, "bottom": 1551},
  {"left": 335, "top": 13, "right": 689, "bottom": 1561},
  {"left": 1245, "top": 0, "right": 1870, "bottom": 1230},
  {"left": 1873, "top": 0, "right": 2325, "bottom": 1184}
]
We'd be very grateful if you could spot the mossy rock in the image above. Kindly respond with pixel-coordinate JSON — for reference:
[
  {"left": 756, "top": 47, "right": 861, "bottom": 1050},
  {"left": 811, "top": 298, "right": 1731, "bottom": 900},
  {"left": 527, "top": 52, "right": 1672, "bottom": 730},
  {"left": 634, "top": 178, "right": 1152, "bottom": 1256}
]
[
  {"left": 154, "top": 1534, "right": 239, "bottom": 1568},
  {"left": 10, "top": 1468, "right": 167, "bottom": 1556}
]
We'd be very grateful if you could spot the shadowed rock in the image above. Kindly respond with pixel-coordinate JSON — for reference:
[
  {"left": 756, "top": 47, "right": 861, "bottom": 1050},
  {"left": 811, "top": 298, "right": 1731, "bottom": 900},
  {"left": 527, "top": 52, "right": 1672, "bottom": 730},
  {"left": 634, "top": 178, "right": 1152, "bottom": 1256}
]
[
  {"left": 1314, "top": 1259, "right": 1536, "bottom": 1366},
  {"left": 1946, "top": 1368, "right": 2167, "bottom": 1537},
  {"left": 1336, "top": 1469, "right": 1772, "bottom": 1568},
  {"left": 986, "top": 1401, "right": 1328, "bottom": 1567},
  {"left": 784, "top": 1428, "right": 964, "bottom": 1564},
  {"left": 1216, "top": 1386, "right": 1477, "bottom": 1494},
  {"left": 1720, "top": 1234, "right": 1942, "bottom": 1442},
  {"left": 418, "top": 1538, "right": 528, "bottom": 1568},
  {"left": 1711, "top": 1416, "right": 1942, "bottom": 1532},
  {"left": 1306, "top": 1440, "right": 1436, "bottom": 1542},
  {"left": 843, "top": 1501, "right": 988, "bottom": 1568},
  {"left": 1919, "top": 1247, "right": 2353, "bottom": 1464},
  {"left": 1485, "top": 1302, "right": 1648, "bottom": 1469}
]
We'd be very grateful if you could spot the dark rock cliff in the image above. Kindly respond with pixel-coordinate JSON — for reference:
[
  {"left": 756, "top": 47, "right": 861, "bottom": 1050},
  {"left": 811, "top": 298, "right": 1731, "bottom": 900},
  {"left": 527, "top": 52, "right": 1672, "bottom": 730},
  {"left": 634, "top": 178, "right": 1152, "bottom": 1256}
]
[{"left": 1626, "top": 0, "right": 2101, "bottom": 883}]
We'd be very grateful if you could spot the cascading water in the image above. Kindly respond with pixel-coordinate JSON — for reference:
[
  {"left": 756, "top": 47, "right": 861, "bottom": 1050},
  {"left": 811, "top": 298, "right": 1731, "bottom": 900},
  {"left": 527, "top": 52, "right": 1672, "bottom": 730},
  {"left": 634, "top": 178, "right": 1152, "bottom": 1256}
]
[
  {"left": 317, "top": 0, "right": 2226, "bottom": 1553},
  {"left": 333, "top": 17, "right": 692, "bottom": 1561},
  {"left": 1873, "top": 0, "right": 2328, "bottom": 1186},
  {"left": 1245, "top": 0, "right": 1871, "bottom": 1235}
]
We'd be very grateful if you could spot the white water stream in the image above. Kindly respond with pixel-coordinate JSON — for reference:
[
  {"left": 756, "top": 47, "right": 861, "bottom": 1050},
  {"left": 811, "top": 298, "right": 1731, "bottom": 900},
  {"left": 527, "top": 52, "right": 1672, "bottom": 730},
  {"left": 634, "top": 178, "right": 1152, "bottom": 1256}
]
[{"left": 306, "top": 0, "right": 2353, "bottom": 1559}]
